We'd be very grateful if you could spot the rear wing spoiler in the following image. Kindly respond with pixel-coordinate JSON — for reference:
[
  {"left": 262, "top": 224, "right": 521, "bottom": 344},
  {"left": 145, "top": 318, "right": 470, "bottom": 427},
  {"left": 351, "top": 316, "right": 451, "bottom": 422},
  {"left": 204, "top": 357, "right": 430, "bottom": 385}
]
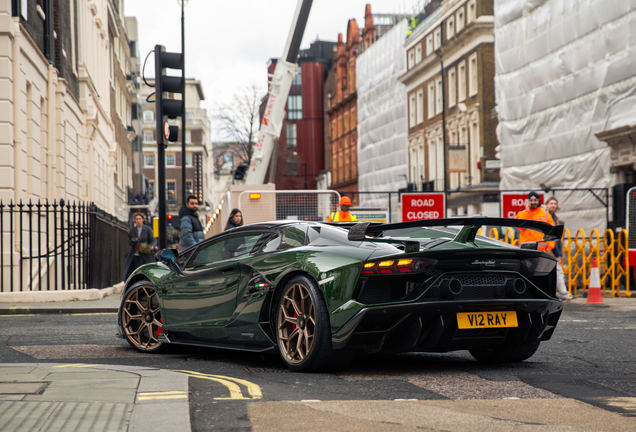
[{"left": 346, "top": 217, "right": 563, "bottom": 247}]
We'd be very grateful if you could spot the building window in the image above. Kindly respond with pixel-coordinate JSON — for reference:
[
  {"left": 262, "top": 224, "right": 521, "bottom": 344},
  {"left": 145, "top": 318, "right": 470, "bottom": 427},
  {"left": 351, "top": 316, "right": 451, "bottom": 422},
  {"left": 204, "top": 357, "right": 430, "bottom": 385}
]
[
  {"left": 143, "top": 110, "right": 154, "bottom": 122},
  {"left": 286, "top": 123, "right": 297, "bottom": 151},
  {"left": 185, "top": 131, "right": 191, "bottom": 144},
  {"left": 166, "top": 154, "right": 176, "bottom": 166},
  {"left": 457, "top": 8, "right": 465, "bottom": 32},
  {"left": 144, "top": 153, "right": 154, "bottom": 167},
  {"left": 447, "top": 16, "right": 455, "bottom": 39},
  {"left": 408, "top": 49, "right": 415, "bottom": 70},
  {"left": 436, "top": 78, "right": 443, "bottom": 115},
  {"left": 344, "top": 111, "right": 350, "bottom": 133},
  {"left": 350, "top": 106, "right": 356, "bottom": 130},
  {"left": 416, "top": 89, "right": 424, "bottom": 124},
  {"left": 415, "top": 44, "right": 422, "bottom": 64},
  {"left": 186, "top": 153, "right": 192, "bottom": 166},
  {"left": 469, "top": 53, "right": 478, "bottom": 96},
  {"left": 147, "top": 180, "right": 155, "bottom": 199},
  {"left": 448, "top": 67, "right": 456, "bottom": 108},
  {"left": 434, "top": 28, "right": 441, "bottom": 50},
  {"left": 458, "top": 60, "right": 467, "bottom": 102},
  {"left": 428, "top": 82, "right": 435, "bottom": 119},
  {"left": 288, "top": 95, "right": 302, "bottom": 120},
  {"left": 426, "top": 35, "right": 433, "bottom": 56},
  {"left": 166, "top": 181, "right": 177, "bottom": 205},
  {"left": 185, "top": 180, "right": 193, "bottom": 195},
  {"left": 186, "top": 111, "right": 194, "bottom": 120},
  {"left": 468, "top": 0, "right": 476, "bottom": 23},
  {"left": 409, "top": 94, "right": 416, "bottom": 128},
  {"left": 143, "top": 131, "right": 153, "bottom": 142}
]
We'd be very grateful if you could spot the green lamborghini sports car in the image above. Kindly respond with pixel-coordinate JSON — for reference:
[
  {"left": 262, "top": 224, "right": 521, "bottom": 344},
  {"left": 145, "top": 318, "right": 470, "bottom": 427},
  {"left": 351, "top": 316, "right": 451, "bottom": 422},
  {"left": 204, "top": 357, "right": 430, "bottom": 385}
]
[{"left": 117, "top": 217, "right": 564, "bottom": 371}]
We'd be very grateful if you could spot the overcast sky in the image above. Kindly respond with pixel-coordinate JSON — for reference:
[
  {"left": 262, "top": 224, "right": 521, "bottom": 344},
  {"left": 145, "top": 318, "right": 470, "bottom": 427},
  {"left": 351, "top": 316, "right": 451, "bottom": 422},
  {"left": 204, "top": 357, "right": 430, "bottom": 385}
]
[{"left": 125, "top": 0, "right": 421, "bottom": 140}]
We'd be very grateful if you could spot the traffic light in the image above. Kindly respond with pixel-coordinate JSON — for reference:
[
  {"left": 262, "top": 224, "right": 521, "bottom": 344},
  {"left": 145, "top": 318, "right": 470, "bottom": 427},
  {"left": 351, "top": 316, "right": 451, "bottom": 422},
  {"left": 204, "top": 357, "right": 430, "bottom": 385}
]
[
  {"left": 155, "top": 45, "right": 183, "bottom": 148},
  {"left": 154, "top": 44, "right": 184, "bottom": 250}
]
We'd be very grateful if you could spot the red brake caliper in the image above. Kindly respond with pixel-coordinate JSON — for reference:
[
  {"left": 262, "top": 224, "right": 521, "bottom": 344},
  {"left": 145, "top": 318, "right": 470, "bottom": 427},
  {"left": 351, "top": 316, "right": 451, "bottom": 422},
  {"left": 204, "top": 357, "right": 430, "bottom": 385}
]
[
  {"left": 155, "top": 318, "right": 163, "bottom": 337},
  {"left": 292, "top": 311, "right": 297, "bottom": 330}
]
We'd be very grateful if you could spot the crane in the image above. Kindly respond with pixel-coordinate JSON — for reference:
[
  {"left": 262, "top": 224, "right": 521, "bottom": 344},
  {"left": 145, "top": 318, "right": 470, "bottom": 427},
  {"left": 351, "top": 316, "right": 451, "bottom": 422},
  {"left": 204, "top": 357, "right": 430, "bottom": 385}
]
[{"left": 245, "top": 0, "right": 313, "bottom": 184}]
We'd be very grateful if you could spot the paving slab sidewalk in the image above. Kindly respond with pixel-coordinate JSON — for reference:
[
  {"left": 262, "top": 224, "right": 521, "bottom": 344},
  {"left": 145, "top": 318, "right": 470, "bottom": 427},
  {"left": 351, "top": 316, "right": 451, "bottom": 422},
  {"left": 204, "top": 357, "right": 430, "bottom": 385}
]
[{"left": 0, "top": 363, "right": 190, "bottom": 432}]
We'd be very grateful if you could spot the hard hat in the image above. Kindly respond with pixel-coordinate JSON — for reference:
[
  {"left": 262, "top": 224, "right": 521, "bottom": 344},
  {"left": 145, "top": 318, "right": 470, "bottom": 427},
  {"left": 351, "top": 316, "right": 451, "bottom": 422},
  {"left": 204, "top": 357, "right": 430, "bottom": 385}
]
[{"left": 339, "top": 196, "right": 351, "bottom": 206}]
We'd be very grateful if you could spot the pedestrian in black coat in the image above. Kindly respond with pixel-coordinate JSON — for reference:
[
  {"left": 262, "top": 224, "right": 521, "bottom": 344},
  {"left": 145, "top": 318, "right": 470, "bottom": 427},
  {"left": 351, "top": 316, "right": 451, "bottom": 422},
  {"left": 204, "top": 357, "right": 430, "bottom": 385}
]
[{"left": 122, "top": 214, "right": 157, "bottom": 281}]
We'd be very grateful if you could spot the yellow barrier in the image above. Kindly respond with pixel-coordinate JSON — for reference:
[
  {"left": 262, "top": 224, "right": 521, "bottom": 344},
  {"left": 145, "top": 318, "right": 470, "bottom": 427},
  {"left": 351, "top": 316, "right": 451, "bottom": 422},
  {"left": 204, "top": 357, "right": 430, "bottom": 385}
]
[{"left": 482, "top": 225, "right": 632, "bottom": 298}]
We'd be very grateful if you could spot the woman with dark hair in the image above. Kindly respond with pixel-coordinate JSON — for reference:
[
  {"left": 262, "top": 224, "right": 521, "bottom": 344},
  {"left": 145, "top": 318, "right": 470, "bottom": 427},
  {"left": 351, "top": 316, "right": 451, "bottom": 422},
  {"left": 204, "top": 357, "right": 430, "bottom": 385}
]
[
  {"left": 225, "top": 209, "right": 243, "bottom": 231},
  {"left": 122, "top": 213, "right": 157, "bottom": 281}
]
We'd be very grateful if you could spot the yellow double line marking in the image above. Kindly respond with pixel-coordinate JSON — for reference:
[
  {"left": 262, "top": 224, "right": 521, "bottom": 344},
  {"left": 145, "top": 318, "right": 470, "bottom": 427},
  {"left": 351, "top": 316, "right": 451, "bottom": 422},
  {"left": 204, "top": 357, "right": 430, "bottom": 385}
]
[
  {"left": 137, "top": 391, "right": 188, "bottom": 401},
  {"left": 170, "top": 369, "right": 262, "bottom": 400}
]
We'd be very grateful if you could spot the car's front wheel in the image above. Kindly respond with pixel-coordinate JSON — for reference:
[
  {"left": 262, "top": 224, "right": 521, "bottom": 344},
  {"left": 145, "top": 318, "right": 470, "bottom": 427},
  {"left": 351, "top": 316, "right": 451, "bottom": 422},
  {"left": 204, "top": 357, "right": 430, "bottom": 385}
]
[
  {"left": 469, "top": 340, "right": 541, "bottom": 364},
  {"left": 274, "top": 275, "right": 333, "bottom": 372},
  {"left": 120, "top": 281, "right": 164, "bottom": 353}
]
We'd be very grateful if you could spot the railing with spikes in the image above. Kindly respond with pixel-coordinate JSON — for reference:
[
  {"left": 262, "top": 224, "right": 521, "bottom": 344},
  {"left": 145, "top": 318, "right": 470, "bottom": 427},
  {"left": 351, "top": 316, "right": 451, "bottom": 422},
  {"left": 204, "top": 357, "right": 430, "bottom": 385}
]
[{"left": 0, "top": 199, "right": 128, "bottom": 292}]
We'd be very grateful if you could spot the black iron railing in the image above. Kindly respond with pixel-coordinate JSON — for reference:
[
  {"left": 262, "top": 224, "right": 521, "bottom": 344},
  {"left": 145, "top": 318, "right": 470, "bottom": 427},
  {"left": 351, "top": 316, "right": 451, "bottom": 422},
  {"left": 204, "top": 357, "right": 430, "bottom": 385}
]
[{"left": 0, "top": 200, "right": 129, "bottom": 292}]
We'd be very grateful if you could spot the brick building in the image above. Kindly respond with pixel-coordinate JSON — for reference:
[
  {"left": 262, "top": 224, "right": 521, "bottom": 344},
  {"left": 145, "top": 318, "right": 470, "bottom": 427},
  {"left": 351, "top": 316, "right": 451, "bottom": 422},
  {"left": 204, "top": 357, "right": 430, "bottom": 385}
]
[
  {"left": 399, "top": 0, "right": 499, "bottom": 216},
  {"left": 265, "top": 40, "right": 336, "bottom": 190}
]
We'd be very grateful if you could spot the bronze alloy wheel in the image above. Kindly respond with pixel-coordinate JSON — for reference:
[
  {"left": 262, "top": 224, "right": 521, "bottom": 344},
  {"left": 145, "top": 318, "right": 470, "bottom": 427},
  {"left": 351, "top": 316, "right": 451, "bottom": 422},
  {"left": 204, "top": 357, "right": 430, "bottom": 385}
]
[
  {"left": 122, "top": 284, "right": 163, "bottom": 351},
  {"left": 277, "top": 281, "right": 317, "bottom": 364}
]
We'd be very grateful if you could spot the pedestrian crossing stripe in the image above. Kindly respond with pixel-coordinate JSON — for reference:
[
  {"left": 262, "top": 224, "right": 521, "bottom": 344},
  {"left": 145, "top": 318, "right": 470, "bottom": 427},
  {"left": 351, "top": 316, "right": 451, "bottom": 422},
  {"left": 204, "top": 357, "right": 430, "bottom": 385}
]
[
  {"left": 137, "top": 391, "right": 188, "bottom": 401},
  {"left": 170, "top": 369, "right": 262, "bottom": 400}
]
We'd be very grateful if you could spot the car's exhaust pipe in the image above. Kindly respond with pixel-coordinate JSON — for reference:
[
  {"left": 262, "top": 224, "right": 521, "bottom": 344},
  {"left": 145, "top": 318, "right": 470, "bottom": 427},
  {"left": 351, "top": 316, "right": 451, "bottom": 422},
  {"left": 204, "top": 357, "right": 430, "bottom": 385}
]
[
  {"left": 441, "top": 278, "right": 462, "bottom": 298},
  {"left": 506, "top": 278, "right": 526, "bottom": 296}
]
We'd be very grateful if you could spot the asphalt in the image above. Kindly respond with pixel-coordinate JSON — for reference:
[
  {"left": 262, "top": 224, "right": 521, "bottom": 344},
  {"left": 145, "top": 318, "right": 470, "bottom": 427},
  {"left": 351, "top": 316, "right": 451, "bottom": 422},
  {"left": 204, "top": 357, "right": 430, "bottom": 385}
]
[{"left": 1, "top": 287, "right": 635, "bottom": 431}]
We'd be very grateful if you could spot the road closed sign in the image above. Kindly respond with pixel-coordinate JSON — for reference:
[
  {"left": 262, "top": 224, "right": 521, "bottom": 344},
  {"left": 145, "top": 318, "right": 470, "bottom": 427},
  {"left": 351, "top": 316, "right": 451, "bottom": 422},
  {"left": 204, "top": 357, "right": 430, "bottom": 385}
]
[
  {"left": 501, "top": 193, "right": 544, "bottom": 218},
  {"left": 402, "top": 193, "right": 445, "bottom": 221}
]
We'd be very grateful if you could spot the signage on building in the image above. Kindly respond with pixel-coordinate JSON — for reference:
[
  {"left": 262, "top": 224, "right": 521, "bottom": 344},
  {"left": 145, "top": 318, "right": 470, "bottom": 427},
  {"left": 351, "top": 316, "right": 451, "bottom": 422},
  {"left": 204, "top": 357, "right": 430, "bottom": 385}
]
[
  {"left": 402, "top": 193, "right": 445, "bottom": 221},
  {"left": 501, "top": 192, "right": 544, "bottom": 218}
]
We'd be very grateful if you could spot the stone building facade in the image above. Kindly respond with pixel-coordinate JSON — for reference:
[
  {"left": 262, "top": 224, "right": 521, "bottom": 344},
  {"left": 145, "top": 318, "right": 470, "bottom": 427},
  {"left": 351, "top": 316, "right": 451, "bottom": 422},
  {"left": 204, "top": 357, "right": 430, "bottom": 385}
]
[
  {"left": 0, "top": 0, "right": 134, "bottom": 216},
  {"left": 140, "top": 79, "right": 213, "bottom": 225},
  {"left": 399, "top": 0, "right": 499, "bottom": 216}
]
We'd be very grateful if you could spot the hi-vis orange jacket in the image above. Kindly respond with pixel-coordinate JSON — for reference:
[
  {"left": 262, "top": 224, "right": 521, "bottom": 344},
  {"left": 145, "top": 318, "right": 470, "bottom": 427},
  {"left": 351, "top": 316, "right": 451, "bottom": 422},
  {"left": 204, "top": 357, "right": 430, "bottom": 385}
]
[
  {"left": 515, "top": 207, "right": 555, "bottom": 252},
  {"left": 327, "top": 211, "right": 357, "bottom": 222}
]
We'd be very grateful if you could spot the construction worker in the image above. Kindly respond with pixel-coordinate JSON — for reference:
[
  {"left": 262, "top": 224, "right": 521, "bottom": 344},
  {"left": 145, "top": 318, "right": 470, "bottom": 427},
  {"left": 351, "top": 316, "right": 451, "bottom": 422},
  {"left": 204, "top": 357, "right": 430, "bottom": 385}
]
[
  {"left": 515, "top": 191, "right": 555, "bottom": 253},
  {"left": 327, "top": 196, "right": 357, "bottom": 222}
]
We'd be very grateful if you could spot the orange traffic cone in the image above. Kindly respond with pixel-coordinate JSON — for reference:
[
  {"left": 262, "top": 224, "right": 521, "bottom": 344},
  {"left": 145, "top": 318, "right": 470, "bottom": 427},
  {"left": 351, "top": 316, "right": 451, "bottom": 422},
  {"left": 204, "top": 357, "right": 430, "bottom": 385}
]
[{"left": 585, "top": 257, "right": 609, "bottom": 307}]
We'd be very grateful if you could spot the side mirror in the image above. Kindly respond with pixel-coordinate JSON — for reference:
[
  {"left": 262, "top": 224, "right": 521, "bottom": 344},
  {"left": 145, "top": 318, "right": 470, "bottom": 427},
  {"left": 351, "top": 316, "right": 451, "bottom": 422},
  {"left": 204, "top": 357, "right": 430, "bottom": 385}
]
[{"left": 157, "top": 248, "right": 178, "bottom": 264}]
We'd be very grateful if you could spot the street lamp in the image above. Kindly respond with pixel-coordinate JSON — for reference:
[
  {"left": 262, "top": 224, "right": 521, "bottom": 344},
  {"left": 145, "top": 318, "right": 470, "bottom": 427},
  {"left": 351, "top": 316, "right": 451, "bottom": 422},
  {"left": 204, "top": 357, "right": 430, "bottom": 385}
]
[{"left": 178, "top": 0, "right": 188, "bottom": 206}]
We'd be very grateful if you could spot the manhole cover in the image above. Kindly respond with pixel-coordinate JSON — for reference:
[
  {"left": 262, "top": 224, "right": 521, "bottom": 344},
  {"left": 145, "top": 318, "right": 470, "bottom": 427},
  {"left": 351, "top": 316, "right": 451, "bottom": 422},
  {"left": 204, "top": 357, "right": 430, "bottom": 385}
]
[{"left": 0, "top": 382, "right": 49, "bottom": 395}]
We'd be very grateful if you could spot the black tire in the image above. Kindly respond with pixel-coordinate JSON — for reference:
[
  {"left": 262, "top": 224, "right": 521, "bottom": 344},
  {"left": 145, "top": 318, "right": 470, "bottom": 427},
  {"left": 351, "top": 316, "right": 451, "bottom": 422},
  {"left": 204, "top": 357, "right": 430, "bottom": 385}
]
[
  {"left": 273, "top": 275, "right": 335, "bottom": 372},
  {"left": 469, "top": 340, "right": 541, "bottom": 364},
  {"left": 119, "top": 280, "right": 165, "bottom": 353}
]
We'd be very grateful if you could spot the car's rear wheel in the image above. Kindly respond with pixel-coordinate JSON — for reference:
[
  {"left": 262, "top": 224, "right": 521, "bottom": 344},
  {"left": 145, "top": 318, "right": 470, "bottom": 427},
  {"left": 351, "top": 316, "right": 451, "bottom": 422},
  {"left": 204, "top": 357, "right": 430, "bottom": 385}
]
[
  {"left": 469, "top": 340, "right": 541, "bottom": 364},
  {"left": 120, "top": 281, "right": 164, "bottom": 353},
  {"left": 274, "top": 275, "right": 333, "bottom": 372}
]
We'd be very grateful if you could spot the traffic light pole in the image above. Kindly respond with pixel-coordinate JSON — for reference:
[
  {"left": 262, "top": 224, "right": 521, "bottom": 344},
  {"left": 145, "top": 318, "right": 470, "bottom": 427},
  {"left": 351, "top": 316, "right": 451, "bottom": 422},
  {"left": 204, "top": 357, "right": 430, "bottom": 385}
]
[
  {"left": 181, "top": 1, "right": 187, "bottom": 206},
  {"left": 155, "top": 45, "right": 168, "bottom": 250}
]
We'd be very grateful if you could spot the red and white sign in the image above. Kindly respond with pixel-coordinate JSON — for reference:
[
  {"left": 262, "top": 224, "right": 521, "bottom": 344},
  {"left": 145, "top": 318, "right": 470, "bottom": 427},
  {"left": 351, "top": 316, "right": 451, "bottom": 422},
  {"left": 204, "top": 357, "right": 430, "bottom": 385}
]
[
  {"left": 402, "top": 193, "right": 445, "bottom": 221},
  {"left": 501, "top": 193, "right": 544, "bottom": 218},
  {"left": 163, "top": 121, "right": 170, "bottom": 140}
]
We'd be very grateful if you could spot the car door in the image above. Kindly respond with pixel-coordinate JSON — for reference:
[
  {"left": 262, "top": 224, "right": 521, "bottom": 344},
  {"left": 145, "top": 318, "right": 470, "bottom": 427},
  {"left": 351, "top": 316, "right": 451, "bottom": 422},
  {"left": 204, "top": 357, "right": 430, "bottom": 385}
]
[{"left": 161, "top": 232, "right": 265, "bottom": 336}]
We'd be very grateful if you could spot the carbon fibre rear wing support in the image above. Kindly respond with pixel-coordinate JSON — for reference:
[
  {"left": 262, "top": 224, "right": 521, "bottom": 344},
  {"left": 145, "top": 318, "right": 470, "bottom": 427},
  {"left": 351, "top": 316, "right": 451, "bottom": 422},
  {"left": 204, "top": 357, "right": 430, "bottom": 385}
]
[{"left": 347, "top": 217, "right": 564, "bottom": 246}]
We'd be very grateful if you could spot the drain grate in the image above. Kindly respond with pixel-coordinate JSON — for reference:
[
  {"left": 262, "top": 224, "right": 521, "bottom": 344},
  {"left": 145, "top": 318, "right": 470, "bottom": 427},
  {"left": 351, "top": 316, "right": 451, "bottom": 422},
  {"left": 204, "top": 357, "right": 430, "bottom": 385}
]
[
  {"left": 0, "top": 382, "right": 49, "bottom": 395},
  {"left": 243, "top": 367, "right": 291, "bottom": 373}
]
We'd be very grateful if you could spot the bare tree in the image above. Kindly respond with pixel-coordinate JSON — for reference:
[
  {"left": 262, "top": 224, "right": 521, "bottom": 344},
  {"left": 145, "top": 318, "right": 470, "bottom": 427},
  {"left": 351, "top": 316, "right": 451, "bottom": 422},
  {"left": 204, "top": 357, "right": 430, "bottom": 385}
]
[{"left": 213, "top": 83, "right": 264, "bottom": 166}]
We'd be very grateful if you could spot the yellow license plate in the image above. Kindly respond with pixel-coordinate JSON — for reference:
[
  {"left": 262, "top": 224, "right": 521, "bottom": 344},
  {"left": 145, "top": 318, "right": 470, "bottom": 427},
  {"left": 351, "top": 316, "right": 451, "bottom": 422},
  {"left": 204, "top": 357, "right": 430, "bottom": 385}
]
[{"left": 456, "top": 311, "right": 518, "bottom": 329}]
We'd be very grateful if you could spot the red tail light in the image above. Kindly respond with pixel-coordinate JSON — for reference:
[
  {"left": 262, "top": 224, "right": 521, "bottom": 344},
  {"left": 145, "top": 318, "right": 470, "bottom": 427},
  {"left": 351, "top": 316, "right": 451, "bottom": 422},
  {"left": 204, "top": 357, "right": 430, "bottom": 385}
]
[{"left": 360, "top": 258, "right": 436, "bottom": 275}]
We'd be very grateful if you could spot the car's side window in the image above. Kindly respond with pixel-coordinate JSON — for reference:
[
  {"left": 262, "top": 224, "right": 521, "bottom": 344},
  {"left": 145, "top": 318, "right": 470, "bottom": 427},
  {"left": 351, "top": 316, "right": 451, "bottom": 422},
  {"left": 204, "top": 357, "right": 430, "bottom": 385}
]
[
  {"left": 283, "top": 227, "right": 306, "bottom": 249},
  {"left": 186, "top": 233, "right": 264, "bottom": 269},
  {"left": 261, "top": 233, "right": 282, "bottom": 253},
  {"left": 176, "top": 249, "right": 195, "bottom": 269}
]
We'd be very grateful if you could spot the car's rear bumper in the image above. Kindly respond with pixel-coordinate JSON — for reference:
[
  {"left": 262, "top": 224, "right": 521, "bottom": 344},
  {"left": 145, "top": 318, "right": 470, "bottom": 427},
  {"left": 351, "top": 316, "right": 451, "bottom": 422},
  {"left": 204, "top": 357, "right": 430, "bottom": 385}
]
[{"left": 331, "top": 298, "right": 563, "bottom": 354}]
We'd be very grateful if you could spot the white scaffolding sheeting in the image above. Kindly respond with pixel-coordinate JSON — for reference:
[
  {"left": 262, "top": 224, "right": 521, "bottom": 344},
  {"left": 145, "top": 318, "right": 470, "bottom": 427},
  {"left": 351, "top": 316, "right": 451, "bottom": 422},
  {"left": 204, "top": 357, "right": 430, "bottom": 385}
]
[
  {"left": 357, "top": 19, "right": 409, "bottom": 222},
  {"left": 495, "top": 0, "right": 636, "bottom": 231}
]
